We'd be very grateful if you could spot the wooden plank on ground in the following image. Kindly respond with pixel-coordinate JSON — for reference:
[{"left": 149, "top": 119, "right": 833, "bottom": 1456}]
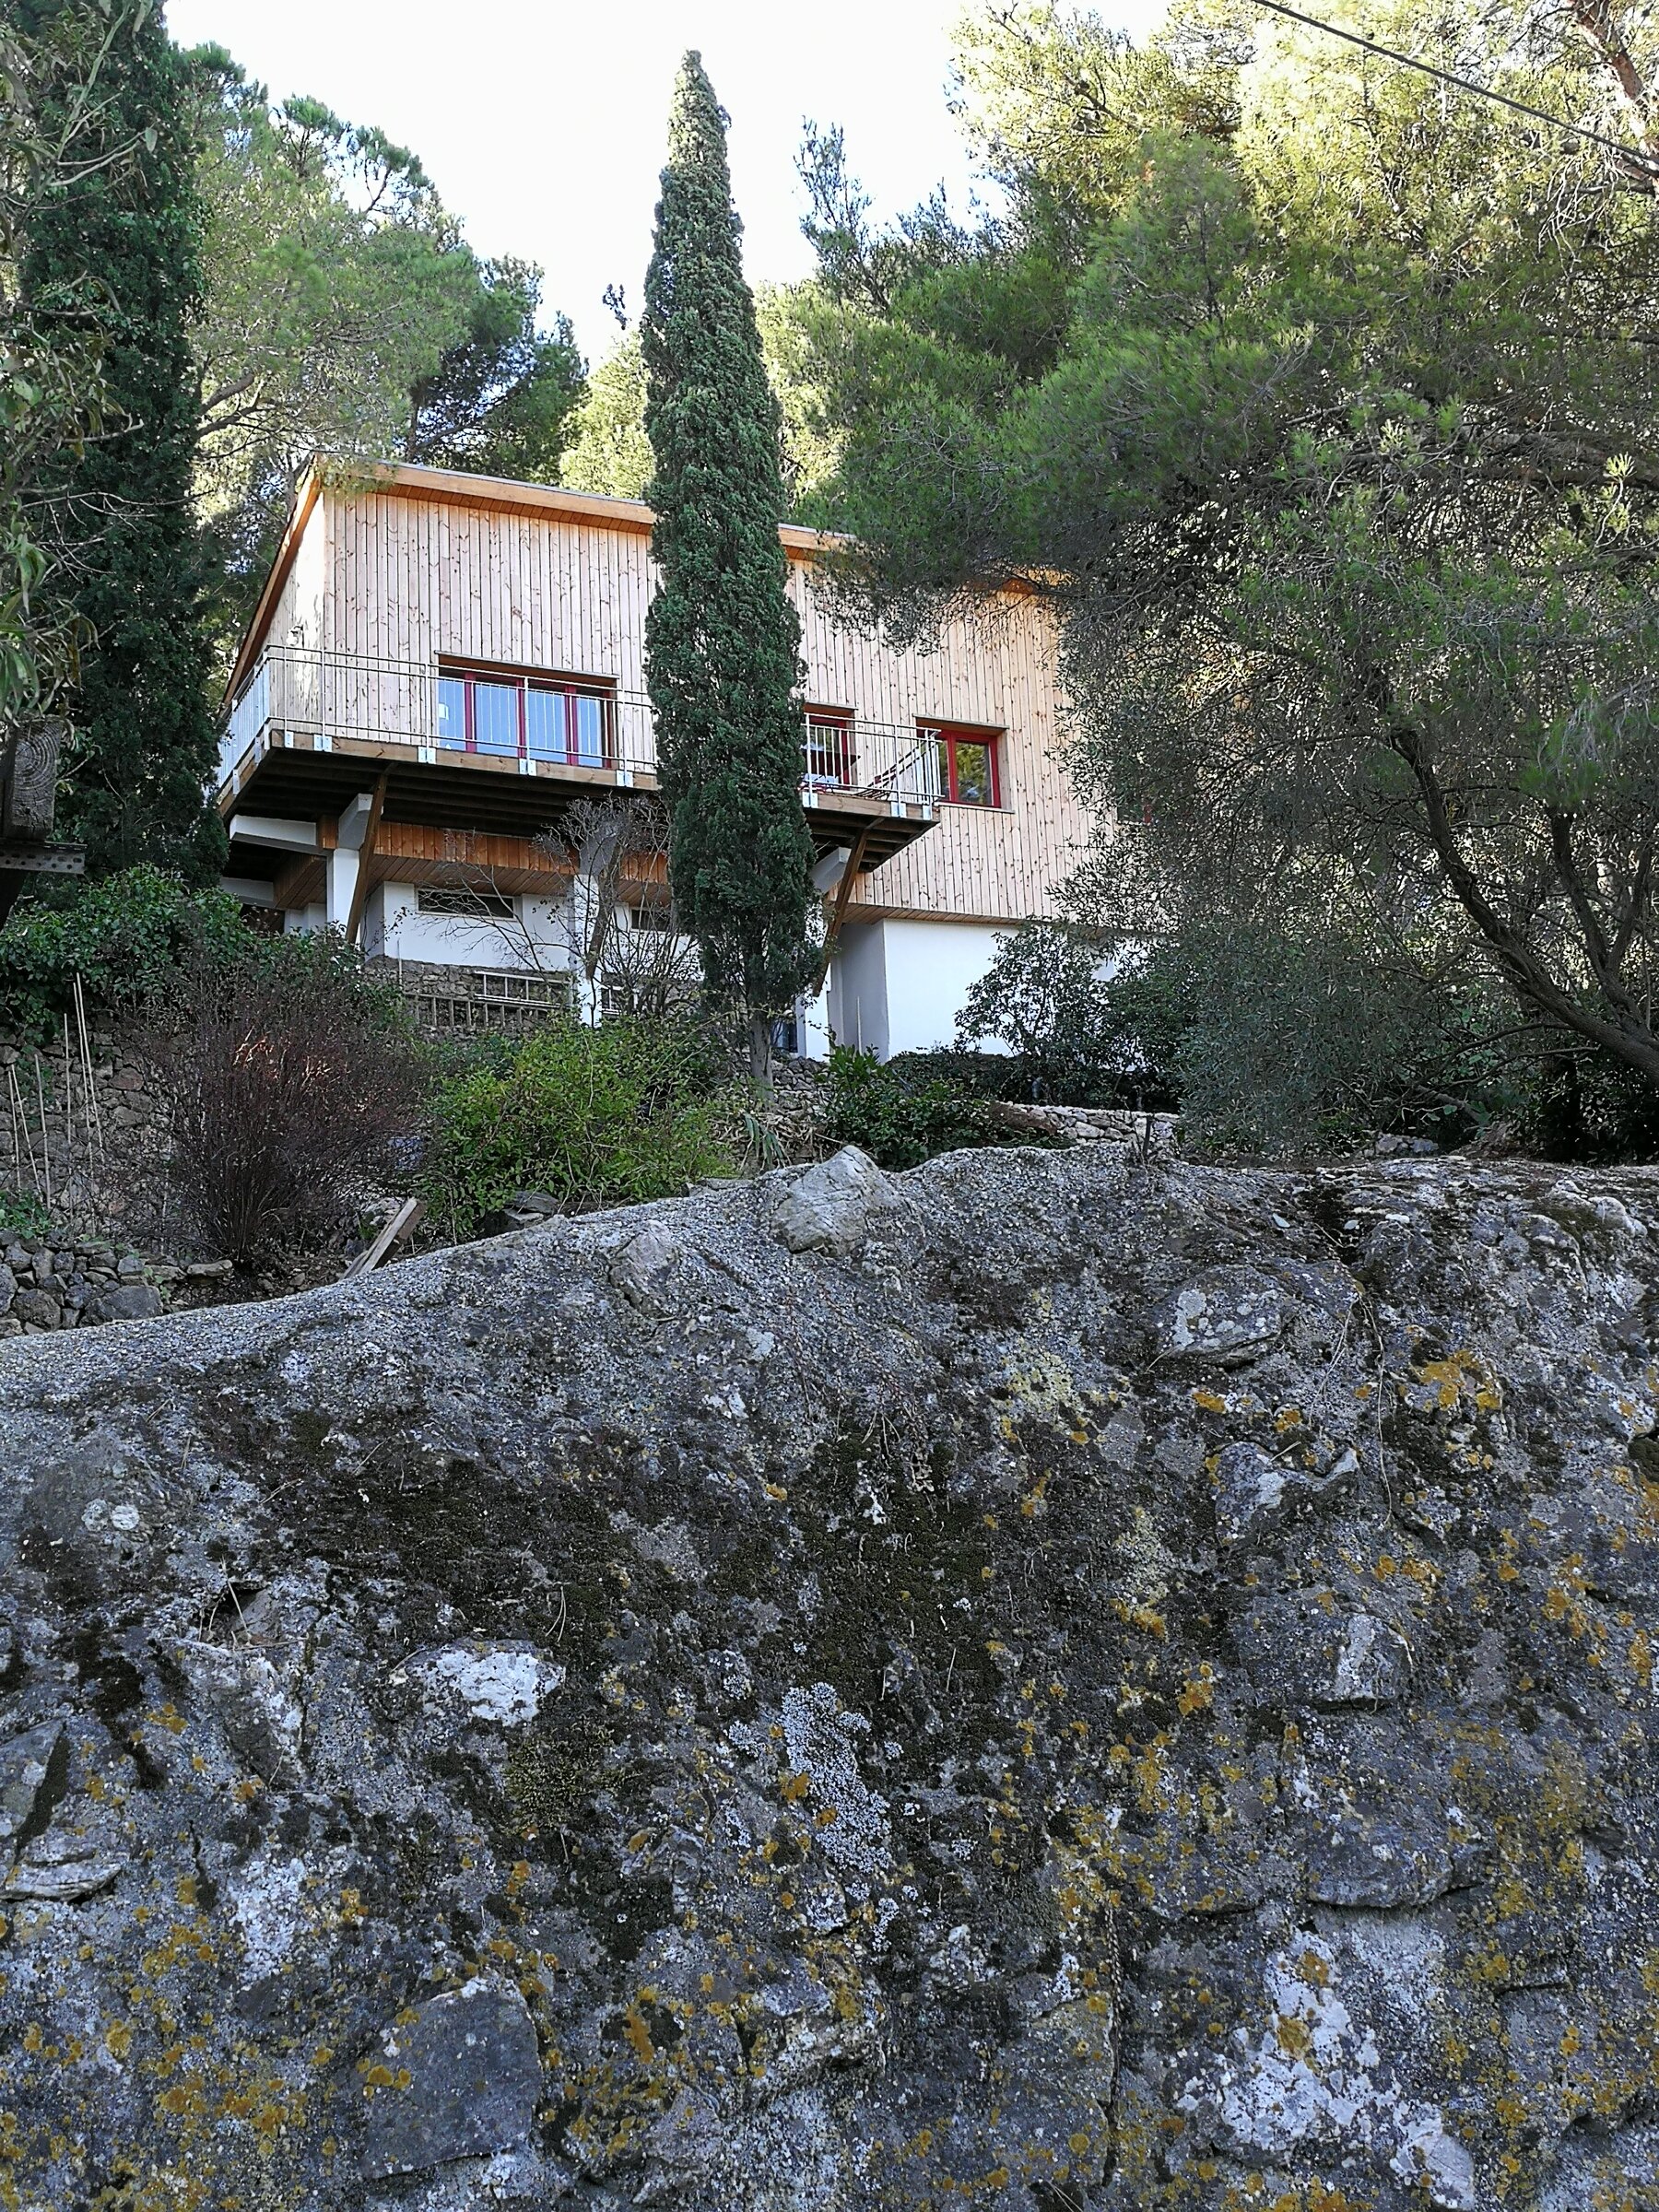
[{"left": 341, "top": 1195, "right": 425, "bottom": 1281}]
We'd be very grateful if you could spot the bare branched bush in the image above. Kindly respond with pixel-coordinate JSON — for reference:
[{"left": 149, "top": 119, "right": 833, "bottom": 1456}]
[
  {"left": 539, "top": 794, "right": 700, "bottom": 1018},
  {"left": 139, "top": 937, "right": 424, "bottom": 1265}
]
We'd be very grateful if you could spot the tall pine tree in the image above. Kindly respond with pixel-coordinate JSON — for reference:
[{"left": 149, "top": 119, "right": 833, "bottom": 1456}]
[
  {"left": 19, "top": 0, "right": 222, "bottom": 880},
  {"left": 641, "top": 53, "right": 816, "bottom": 1080}
]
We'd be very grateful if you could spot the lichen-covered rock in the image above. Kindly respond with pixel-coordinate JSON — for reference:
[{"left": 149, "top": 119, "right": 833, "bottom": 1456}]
[
  {"left": 359, "top": 1977, "right": 543, "bottom": 2180},
  {"left": 769, "top": 1143, "right": 899, "bottom": 1255},
  {"left": 0, "top": 1146, "right": 1655, "bottom": 2209}
]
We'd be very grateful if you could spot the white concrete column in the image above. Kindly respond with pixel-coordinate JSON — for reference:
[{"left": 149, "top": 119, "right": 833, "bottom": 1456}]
[
  {"left": 797, "top": 984, "right": 832, "bottom": 1060},
  {"left": 568, "top": 872, "right": 602, "bottom": 1023},
  {"left": 325, "top": 791, "right": 378, "bottom": 933},
  {"left": 324, "top": 846, "right": 359, "bottom": 930}
]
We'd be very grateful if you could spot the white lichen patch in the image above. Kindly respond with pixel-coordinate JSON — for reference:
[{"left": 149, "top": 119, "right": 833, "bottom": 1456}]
[
  {"left": 1182, "top": 1933, "right": 1477, "bottom": 2210},
  {"left": 782, "top": 1684, "right": 891, "bottom": 1884},
  {"left": 228, "top": 1851, "right": 309, "bottom": 1980},
  {"left": 404, "top": 1642, "right": 564, "bottom": 1725}
]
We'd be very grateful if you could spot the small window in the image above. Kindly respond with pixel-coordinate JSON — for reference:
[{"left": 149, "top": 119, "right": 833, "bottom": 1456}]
[
  {"left": 417, "top": 885, "right": 517, "bottom": 919},
  {"left": 803, "top": 707, "right": 854, "bottom": 790},
  {"left": 927, "top": 724, "right": 1002, "bottom": 807},
  {"left": 628, "top": 900, "right": 677, "bottom": 933}
]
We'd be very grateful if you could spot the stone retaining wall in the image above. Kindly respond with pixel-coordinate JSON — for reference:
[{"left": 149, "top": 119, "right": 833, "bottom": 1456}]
[{"left": 0, "top": 1233, "right": 234, "bottom": 1336}]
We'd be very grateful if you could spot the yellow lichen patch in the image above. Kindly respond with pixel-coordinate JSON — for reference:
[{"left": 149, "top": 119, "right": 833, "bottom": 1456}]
[
  {"left": 1178, "top": 1667, "right": 1217, "bottom": 1718},
  {"left": 103, "top": 2022, "right": 134, "bottom": 2062},
  {"left": 621, "top": 2004, "right": 656, "bottom": 2065},
  {"left": 1414, "top": 1347, "right": 1503, "bottom": 1414}
]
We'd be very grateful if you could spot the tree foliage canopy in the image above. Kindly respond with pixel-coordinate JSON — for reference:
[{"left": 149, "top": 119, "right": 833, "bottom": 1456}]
[
  {"left": 641, "top": 53, "right": 818, "bottom": 1067},
  {"left": 805, "top": 0, "right": 1659, "bottom": 1094},
  {"left": 17, "top": 0, "right": 222, "bottom": 879},
  {"left": 563, "top": 288, "right": 837, "bottom": 510},
  {"left": 0, "top": 0, "right": 129, "bottom": 729},
  {"left": 189, "top": 53, "right": 583, "bottom": 640}
]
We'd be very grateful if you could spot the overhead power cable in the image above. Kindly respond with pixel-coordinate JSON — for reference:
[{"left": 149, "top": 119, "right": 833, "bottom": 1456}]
[{"left": 1250, "top": 0, "right": 1659, "bottom": 179}]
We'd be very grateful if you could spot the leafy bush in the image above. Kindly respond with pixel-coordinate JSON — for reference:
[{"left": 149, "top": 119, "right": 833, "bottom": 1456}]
[
  {"left": 881, "top": 1047, "right": 1045, "bottom": 1103},
  {"left": 1514, "top": 1042, "right": 1659, "bottom": 1165},
  {"left": 419, "top": 1016, "right": 735, "bottom": 1240},
  {"left": 815, "top": 1044, "right": 1036, "bottom": 1171},
  {"left": 138, "top": 932, "right": 423, "bottom": 1265},
  {"left": 957, "top": 922, "right": 1175, "bottom": 1107},
  {"left": 960, "top": 915, "right": 1522, "bottom": 1154},
  {"left": 0, "top": 865, "right": 250, "bottom": 1034},
  {"left": 0, "top": 1186, "right": 51, "bottom": 1240},
  {"left": 1108, "top": 923, "right": 1519, "bottom": 1154}
]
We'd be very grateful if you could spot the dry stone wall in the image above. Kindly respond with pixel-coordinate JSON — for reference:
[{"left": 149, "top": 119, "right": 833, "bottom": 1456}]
[
  {"left": 0, "top": 1143, "right": 1655, "bottom": 2210},
  {"left": 0, "top": 1022, "right": 170, "bottom": 1234}
]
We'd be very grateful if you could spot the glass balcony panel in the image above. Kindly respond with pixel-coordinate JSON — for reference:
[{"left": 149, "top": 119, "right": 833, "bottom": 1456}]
[
  {"left": 437, "top": 676, "right": 468, "bottom": 750},
  {"left": 472, "top": 681, "right": 521, "bottom": 756},
  {"left": 525, "top": 688, "right": 566, "bottom": 760},
  {"left": 573, "top": 692, "right": 606, "bottom": 767}
]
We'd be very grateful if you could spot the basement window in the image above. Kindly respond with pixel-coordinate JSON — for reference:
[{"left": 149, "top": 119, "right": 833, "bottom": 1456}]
[{"left": 416, "top": 885, "right": 517, "bottom": 919}]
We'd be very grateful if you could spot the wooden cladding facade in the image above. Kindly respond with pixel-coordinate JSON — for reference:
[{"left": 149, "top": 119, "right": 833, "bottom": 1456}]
[{"left": 242, "top": 465, "right": 1096, "bottom": 925}]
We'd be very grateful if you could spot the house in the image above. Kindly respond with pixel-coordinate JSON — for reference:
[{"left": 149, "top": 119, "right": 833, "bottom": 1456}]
[{"left": 216, "top": 461, "right": 1094, "bottom": 1055}]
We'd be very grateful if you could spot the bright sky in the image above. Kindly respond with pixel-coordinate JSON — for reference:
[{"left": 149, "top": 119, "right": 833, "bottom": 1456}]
[{"left": 164, "top": 0, "right": 1159, "bottom": 361}]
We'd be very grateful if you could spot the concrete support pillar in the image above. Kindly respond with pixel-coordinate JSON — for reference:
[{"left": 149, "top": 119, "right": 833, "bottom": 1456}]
[
  {"left": 568, "top": 872, "right": 602, "bottom": 1023},
  {"left": 325, "top": 792, "right": 379, "bottom": 935},
  {"left": 797, "top": 984, "right": 832, "bottom": 1060},
  {"left": 324, "top": 846, "right": 359, "bottom": 931}
]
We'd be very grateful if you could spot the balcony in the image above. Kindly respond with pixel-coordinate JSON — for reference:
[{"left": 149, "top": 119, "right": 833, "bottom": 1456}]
[{"left": 218, "top": 648, "right": 942, "bottom": 864}]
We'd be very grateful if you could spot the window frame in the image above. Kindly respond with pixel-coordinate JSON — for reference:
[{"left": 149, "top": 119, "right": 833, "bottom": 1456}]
[
  {"left": 803, "top": 703, "right": 856, "bottom": 790},
  {"left": 436, "top": 658, "right": 616, "bottom": 769},
  {"left": 926, "top": 723, "right": 1004, "bottom": 808},
  {"left": 415, "top": 884, "right": 518, "bottom": 920}
]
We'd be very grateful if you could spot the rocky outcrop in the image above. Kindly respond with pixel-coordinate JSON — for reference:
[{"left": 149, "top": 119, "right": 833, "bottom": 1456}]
[{"left": 0, "top": 1142, "right": 1655, "bottom": 2211}]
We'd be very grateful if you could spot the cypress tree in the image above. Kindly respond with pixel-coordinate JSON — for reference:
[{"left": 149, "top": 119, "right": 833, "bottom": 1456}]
[
  {"left": 19, "top": 0, "right": 222, "bottom": 880},
  {"left": 641, "top": 52, "right": 816, "bottom": 1081}
]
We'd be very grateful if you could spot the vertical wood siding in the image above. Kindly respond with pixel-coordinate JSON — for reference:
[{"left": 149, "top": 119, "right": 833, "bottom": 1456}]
[{"left": 312, "top": 486, "right": 1097, "bottom": 921}]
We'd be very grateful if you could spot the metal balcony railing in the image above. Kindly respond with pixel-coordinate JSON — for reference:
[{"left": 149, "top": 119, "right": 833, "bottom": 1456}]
[{"left": 219, "top": 647, "right": 943, "bottom": 811}]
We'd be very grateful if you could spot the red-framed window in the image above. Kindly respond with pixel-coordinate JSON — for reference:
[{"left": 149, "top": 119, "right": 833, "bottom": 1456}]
[
  {"left": 803, "top": 705, "right": 854, "bottom": 789},
  {"left": 926, "top": 724, "right": 1002, "bottom": 806},
  {"left": 436, "top": 661, "right": 614, "bottom": 767}
]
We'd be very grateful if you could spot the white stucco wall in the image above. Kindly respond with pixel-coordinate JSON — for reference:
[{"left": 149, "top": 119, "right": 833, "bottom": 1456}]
[
  {"left": 825, "top": 918, "right": 1012, "bottom": 1060},
  {"left": 365, "top": 882, "right": 571, "bottom": 971}
]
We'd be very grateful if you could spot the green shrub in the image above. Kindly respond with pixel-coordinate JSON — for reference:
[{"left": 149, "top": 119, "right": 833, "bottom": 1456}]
[
  {"left": 0, "top": 865, "right": 251, "bottom": 1034},
  {"left": 1513, "top": 1043, "right": 1659, "bottom": 1165},
  {"left": 815, "top": 1044, "right": 1037, "bottom": 1171},
  {"left": 960, "top": 914, "right": 1521, "bottom": 1153},
  {"left": 0, "top": 1186, "right": 51, "bottom": 1240},
  {"left": 418, "top": 1017, "right": 735, "bottom": 1240},
  {"left": 957, "top": 922, "right": 1179, "bottom": 1107},
  {"left": 1106, "top": 922, "right": 1519, "bottom": 1154},
  {"left": 881, "top": 1047, "right": 1043, "bottom": 1103}
]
